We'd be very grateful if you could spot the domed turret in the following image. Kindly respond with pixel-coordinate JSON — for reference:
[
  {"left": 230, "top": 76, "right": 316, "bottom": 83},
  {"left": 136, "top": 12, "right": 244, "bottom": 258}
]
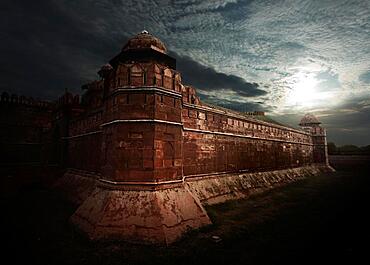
[
  {"left": 122, "top": 30, "right": 167, "bottom": 54},
  {"left": 299, "top": 113, "right": 321, "bottom": 127},
  {"left": 299, "top": 114, "right": 331, "bottom": 166},
  {"left": 109, "top": 30, "right": 176, "bottom": 69}
]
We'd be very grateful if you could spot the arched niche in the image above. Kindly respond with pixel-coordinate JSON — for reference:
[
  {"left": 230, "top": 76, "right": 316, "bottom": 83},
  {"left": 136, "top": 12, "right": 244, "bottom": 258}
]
[
  {"left": 153, "top": 64, "right": 163, "bottom": 87},
  {"left": 130, "top": 64, "right": 145, "bottom": 86},
  {"left": 163, "top": 141, "right": 175, "bottom": 167},
  {"left": 173, "top": 73, "right": 181, "bottom": 92},
  {"left": 163, "top": 68, "right": 173, "bottom": 89},
  {"left": 116, "top": 64, "right": 132, "bottom": 87}
]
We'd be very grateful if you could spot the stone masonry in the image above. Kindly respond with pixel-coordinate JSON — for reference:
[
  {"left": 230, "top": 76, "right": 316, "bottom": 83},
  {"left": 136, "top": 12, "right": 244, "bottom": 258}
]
[{"left": 0, "top": 31, "right": 333, "bottom": 244}]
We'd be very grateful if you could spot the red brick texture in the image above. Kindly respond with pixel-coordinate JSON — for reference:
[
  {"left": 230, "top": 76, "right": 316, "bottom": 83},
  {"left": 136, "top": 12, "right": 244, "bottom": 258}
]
[
  {"left": 61, "top": 32, "right": 331, "bottom": 244},
  {"left": 0, "top": 32, "right": 332, "bottom": 244}
]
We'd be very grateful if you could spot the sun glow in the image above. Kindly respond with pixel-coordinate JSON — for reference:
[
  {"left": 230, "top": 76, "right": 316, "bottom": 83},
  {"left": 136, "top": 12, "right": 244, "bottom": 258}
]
[{"left": 286, "top": 73, "right": 319, "bottom": 107}]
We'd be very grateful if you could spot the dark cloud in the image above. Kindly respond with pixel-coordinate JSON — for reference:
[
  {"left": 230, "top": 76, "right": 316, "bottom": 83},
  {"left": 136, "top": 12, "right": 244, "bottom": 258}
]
[
  {"left": 197, "top": 92, "right": 266, "bottom": 113},
  {"left": 0, "top": 0, "right": 126, "bottom": 98},
  {"left": 0, "top": 0, "right": 264, "bottom": 100},
  {"left": 171, "top": 52, "right": 266, "bottom": 97},
  {"left": 321, "top": 111, "right": 370, "bottom": 147},
  {"left": 359, "top": 71, "right": 370, "bottom": 84}
]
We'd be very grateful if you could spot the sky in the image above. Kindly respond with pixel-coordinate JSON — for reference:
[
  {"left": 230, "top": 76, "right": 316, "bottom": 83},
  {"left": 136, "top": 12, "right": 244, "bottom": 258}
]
[{"left": 1, "top": 0, "right": 370, "bottom": 145}]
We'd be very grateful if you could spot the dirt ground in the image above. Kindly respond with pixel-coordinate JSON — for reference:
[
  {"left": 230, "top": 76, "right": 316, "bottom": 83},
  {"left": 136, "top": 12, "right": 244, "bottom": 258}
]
[{"left": 1, "top": 155, "right": 369, "bottom": 265}]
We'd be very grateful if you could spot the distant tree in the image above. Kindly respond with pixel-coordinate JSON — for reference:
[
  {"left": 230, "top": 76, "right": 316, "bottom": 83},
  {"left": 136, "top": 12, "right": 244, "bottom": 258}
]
[
  {"left": 338, "top": 145, "right": 360, "bottom": 155},
  {"left": 327, "top": 142, "right": 337, "bottom": 155},
  {"left": 360, "top": 145, "right": 370, "bottom": 155},
  {"left": 329, "top": 144, "right": 370, "bottom": 155}
]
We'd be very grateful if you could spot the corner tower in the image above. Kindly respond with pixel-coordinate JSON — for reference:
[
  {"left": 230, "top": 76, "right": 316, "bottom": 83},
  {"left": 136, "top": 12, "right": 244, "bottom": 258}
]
[
  {"left": 299, "top": 114, "right": 330, "bottom": 166},
  {"left": 100, "top": 30, "right": 184, "bottom": 183},
  {"left": 71, "top": 31, "right": 210, "bottom": 244}
]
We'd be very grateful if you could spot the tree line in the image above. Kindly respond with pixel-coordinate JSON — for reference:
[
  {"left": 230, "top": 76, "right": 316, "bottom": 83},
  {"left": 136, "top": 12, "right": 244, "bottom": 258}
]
[{"left": 327, "top": 142, "right": 370, "bottom": 155}]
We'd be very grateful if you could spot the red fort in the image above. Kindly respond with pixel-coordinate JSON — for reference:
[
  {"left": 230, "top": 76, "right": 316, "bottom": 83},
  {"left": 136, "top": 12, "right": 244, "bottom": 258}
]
[{"left": 0, "top": 31, "right": 333, "bottom": 244}]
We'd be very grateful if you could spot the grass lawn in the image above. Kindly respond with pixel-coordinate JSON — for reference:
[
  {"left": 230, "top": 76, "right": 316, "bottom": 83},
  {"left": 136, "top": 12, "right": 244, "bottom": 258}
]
[{"left": 2, "top": 155, "right": 369, "bottom": 265}]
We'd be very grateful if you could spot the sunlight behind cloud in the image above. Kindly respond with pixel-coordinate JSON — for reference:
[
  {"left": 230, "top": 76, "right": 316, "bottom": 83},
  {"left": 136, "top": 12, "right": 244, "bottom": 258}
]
[
  {"left": 285, "top": 72, "right": 333, "bottom": 110},
  {"left": 286, "top": 73, "right": 318, "bottom": 107}
]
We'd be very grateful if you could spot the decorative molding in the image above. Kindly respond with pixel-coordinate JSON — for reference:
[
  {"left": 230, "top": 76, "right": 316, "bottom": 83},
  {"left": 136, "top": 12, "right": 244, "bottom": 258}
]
[
  {"left": 98, "top": 178, "right": 183, "bottom": 186},
  {"left": 183, "top": 127, "right": 313, "bottom": 146},
  {"left": 100, "top": 119, "right": 183, "bottom": 127},
  {"left": 63, "top": 130, "right": 102, "bottom": 139},
  {"left": 111, "top": 86, "right": 182, "bottom": 98},
  {"left": 183, "top": 102, "right": 311, "bottom": 136}
]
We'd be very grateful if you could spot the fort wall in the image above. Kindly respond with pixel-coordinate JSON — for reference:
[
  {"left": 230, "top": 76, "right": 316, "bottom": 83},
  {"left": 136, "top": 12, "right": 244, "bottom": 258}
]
[
  {"left": 61, "top": 53, "right": 330, "bottom": 244},
  {"left": 181, "top": 98, "right": 315, "bottom": 176},
  {"left": 0, "top": 92, "right": 55, "bottom": 168},
  {"left": 0, "top": 31, "right": 333, "bottom": 244},
  {"left": 64, "top": 62, "right": 320, "bottom": 182},
  {"left": 64, "top": 95, "right": 317, "bottom": 185}
]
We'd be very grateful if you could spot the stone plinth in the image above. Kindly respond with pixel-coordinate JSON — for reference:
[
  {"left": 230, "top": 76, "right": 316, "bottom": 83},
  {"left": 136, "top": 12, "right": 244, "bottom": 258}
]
[{"left": 70, "top": 182, "right": 211, "bottom": 245}]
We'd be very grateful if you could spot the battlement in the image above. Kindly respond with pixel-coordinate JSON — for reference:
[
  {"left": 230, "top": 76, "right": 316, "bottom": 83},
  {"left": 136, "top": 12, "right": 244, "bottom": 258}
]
[
  {"left": 1, "top": 92, "right": 54, "bottom": 109},
  {"left": 246, "top": 111, "right": 265, "bottom": 116},
  {"left": 55, "top": 91, "right": 81, "bottom": 108}
]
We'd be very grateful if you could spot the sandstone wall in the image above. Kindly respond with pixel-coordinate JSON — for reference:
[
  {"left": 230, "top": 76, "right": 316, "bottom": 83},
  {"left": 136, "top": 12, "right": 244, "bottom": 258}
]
[
  {"left": 181, "top": 92, "right": 315, "bottom": 177},
  {"left": 0, "top": 93, "right": 54, "bottom": 167},
  {"left": 65, "top": 85, "right": 318, "bottom": 180},
  {"left": 59, "top": 33, "right": 332, "bottom": 244},
  {"left": 62, "top": 60, "right": 324, "bottom": 184}
]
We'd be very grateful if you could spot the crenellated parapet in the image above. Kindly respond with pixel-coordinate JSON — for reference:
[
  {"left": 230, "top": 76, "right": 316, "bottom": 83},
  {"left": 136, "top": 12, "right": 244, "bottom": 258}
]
[
  {"left": 0, "top": 92, "right": 57, "bottom": 167},
  {"left": 55, "top": 90, "right": 81, "bottom": 108},
  {"left": 0, "top": 91, "right": 55, "bottom": 132},
  {"left": 81, "top": 80, "right": 104, "bottom": 109},
  {"left": 1, "top": 91, "right": 54, "bottom": 109}
]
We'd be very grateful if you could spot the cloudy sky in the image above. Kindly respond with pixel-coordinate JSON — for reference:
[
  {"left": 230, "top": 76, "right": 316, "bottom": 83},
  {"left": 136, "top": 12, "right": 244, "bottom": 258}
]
[{"left": 1, "top": 0, "right": 370, "bottom": 145}]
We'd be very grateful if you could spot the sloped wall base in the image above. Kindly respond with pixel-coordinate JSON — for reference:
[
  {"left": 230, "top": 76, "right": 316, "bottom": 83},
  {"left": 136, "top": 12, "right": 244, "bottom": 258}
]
[
  {"left": 65, "top": 164, "right": 333, "bottom": 244},
  {"left": 70, "top": 184, "right": 211, "bottom": 245},
  {"left": 186, "top": 164, "right": 333, "bottom": 205},
  {"left": 54, "top": 169, "right": 98, "bottom": 205}
]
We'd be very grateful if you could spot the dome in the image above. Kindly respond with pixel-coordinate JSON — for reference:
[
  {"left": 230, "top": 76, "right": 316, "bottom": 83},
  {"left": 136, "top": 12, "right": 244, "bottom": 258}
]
[
  {"left": 122, "top": 30, "right": 167, "bottom": 54},
  {"left": 299, "top": 113, "right": 321, "bottom": 126}
]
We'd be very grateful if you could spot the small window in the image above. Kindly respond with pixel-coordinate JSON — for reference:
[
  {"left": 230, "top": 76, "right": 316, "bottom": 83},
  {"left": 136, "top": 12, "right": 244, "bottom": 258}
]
[
  {"left": 143, "top": 71, "right": 147, "bottom": 85},
  {"left": 127, "top": 69, "right": 131, "bottom": 85}
]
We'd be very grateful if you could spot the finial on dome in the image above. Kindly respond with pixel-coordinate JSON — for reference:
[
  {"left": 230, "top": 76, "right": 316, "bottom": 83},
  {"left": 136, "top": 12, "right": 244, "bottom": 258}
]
[{"left": 122, "top": 30, "right": 167, "bottom": 53}]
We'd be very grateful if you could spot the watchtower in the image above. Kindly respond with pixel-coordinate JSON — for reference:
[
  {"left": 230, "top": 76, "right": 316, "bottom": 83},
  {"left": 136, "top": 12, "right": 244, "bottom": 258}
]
[
  {"left": 71, "top": 31, "right": 210, "bottom": 244},
  {"left": 299, "top": 114, "right": 329, "bottom": 165}
]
